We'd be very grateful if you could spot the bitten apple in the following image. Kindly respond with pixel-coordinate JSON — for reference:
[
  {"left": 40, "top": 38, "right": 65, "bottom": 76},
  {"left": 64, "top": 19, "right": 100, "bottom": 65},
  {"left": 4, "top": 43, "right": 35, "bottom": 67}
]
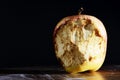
[{"left": 53, "top": 14, "right": 107, "bottom": 73}]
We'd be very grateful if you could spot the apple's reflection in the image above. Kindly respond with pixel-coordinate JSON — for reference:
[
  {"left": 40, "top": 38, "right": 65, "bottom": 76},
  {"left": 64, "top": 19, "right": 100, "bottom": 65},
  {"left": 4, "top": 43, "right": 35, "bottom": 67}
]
[{"left": 66, "top": 72, "right": 105, "bottom": 80}]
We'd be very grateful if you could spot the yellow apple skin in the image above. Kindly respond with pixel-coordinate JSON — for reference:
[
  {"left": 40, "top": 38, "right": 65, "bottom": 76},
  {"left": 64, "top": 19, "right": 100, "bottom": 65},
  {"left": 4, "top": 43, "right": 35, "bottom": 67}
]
[{"left": 53, "top": 14, "right": 107, "bottom": 73}]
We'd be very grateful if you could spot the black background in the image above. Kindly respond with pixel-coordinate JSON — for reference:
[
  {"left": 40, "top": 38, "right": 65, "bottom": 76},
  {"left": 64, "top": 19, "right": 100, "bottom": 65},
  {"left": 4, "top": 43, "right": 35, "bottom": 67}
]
[{"left": 7, "top": 0, "right": 120, "bottom": 67}]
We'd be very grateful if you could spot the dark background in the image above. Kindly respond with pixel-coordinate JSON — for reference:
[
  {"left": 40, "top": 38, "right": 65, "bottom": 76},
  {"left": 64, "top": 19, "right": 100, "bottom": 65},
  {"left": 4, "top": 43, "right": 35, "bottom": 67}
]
[{"left": 7, "top": 0, "right": 120, "bottom": 67}]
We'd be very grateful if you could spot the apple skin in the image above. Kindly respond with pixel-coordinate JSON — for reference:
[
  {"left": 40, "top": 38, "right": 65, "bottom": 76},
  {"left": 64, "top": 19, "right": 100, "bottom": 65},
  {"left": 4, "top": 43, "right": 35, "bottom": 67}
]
[{"left": 53, "top": 14, "right": 107, "bottom": 73}]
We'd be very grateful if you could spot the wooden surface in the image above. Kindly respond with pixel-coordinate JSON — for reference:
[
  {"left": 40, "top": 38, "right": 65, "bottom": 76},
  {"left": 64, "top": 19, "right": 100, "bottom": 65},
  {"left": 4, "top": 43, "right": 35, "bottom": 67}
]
[{"left": 0, "top": 65, "right": 120, "bottom": 80}]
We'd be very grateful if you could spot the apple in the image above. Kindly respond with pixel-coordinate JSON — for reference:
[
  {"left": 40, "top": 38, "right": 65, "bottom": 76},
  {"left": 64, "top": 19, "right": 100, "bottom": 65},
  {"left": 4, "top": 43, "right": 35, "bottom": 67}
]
[{"left": 53, "top": 13, "right": 107, "bottom": 73}]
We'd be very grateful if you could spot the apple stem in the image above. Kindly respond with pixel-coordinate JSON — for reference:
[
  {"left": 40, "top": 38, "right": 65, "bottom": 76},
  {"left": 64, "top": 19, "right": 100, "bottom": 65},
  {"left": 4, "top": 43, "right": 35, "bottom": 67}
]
[{"left": 78, "top": 7, "right": 84, "bottom": 15}]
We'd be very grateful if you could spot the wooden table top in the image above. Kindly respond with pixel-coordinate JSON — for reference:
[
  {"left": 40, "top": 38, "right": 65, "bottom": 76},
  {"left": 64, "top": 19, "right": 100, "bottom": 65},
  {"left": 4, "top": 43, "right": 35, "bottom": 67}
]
[{"left": 0, "top": 65, "right": 120, "bottom": 80}]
